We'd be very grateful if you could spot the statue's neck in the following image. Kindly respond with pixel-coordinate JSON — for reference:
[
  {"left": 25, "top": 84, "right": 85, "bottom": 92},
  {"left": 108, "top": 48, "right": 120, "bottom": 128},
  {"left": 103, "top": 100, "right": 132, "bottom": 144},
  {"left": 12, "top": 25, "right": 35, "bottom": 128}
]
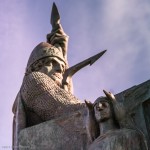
[{"left": 99, "top": 118, "right": 118, "bottom": 135}]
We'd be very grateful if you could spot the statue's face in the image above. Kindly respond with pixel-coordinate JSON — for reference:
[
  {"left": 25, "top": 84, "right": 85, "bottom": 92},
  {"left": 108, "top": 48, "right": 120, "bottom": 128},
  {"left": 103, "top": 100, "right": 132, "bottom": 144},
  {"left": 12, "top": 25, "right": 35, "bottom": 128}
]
[
  {"left": 35, "top": 57, "right": 65, "bottom": 86},
  {"left": 94, "top": 99, "right": 111, "bottom": 122}
]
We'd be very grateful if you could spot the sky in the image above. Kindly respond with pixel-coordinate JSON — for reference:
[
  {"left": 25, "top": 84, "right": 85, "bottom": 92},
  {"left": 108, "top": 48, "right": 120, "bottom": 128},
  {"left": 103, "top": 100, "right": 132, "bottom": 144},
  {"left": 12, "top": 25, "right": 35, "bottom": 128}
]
[{"left": 0, "top": 0, "right": 150, "bottom": 148}]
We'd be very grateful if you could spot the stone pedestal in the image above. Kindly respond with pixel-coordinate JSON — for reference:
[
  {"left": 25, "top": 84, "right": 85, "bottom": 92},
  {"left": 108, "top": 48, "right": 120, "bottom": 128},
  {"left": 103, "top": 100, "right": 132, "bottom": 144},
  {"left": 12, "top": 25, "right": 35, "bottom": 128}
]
[
  {"left": 19, "top": 80, "right": 150, "bottom": 149},
  {"left": 19, "top": 108, "right": 89, "bottom": 150}
]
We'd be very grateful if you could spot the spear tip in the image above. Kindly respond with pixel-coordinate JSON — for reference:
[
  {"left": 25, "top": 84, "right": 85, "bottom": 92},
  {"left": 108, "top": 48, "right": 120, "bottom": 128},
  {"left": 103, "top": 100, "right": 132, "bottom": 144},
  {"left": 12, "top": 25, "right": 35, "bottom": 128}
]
[
  {"left": 90, "top": 49, "right": 107, "bottom": 65},
  {"left": 51, "top": 2, "right": 60, "bottom": 26}
]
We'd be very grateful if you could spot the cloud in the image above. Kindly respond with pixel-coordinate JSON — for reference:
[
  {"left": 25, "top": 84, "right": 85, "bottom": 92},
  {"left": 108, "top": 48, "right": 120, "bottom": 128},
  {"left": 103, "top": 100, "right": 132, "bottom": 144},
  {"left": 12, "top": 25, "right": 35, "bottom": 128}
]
[{"left": 72, "top": 0, "right": 150, "bottom": 100}]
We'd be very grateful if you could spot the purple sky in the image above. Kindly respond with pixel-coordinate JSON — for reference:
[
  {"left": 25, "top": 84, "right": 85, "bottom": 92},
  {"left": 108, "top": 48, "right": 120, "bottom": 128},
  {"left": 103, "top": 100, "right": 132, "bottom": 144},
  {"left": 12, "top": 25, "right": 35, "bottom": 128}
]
[{"left": 0, "top": 0, "right": 150, "bottom": 148}]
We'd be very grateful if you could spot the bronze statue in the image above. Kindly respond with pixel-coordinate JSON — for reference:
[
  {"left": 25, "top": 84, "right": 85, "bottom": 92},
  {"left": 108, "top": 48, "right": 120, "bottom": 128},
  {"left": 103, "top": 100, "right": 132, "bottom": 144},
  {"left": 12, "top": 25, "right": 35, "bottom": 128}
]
[
  {"left": 85, "top": 90, "right": 148, "bottom": 150},
  {"left": 12, "top": 2, "right": 150, "bottom": 150},
  {"left": 12, "top": 3, "right": 106, "bottom": 149}
]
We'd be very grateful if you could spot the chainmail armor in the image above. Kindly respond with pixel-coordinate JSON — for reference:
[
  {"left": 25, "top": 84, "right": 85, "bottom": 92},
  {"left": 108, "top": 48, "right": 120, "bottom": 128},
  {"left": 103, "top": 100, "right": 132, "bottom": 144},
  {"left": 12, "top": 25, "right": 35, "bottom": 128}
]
[{"left": 21, "top": 72, "right": 84, "bottom": 123}]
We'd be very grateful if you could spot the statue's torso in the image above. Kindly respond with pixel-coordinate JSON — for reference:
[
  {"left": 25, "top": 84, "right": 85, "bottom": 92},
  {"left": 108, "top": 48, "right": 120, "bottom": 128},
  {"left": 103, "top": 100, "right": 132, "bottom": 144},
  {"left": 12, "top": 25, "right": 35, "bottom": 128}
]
[{"left": 20, "top": 72, "right": 84, "bottom": 126}]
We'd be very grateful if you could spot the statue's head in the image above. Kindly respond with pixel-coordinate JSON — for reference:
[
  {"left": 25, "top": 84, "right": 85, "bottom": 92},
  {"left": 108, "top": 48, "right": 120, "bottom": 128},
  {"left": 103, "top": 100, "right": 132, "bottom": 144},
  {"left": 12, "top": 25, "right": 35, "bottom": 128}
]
[
  {"left": 25, "top": 42, "right": 67, "bottom": 86},
  {"left": 93, "top": 93, "right": 122, "bottom": 127},
  {"left": 93, "top": 97, "right": 113, "bottom": 123}
]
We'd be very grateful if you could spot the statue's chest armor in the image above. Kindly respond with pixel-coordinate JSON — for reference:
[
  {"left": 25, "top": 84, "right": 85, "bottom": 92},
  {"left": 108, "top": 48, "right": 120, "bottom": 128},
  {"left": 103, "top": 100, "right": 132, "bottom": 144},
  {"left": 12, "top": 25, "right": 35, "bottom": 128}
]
[{"left": 21, "top": 72, "right": 83, "bottom": 123}]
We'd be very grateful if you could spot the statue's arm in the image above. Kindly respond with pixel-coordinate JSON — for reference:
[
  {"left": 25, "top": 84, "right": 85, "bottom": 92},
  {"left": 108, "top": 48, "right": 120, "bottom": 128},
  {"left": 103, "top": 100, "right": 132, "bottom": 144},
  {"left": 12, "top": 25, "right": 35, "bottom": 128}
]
[
  {"left": 85, "top": 100, "right": 100, "bottom": 143},
  {"left": 47, "top": 3, "right": 68, "bottom": 60},
  {"left": 47, "top": 25, "right": 69, "bottom": 57}
]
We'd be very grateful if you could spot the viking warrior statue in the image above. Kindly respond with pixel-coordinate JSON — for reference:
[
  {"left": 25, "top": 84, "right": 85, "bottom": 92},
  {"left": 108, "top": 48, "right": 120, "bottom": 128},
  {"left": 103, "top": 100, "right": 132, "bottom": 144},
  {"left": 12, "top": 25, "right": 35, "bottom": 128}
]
[
  {"left": 12, "top": 3, "right": 82, "bottom": 149},
  {"left": 12, "top": 3, "right": 107, "bottom": 149}
]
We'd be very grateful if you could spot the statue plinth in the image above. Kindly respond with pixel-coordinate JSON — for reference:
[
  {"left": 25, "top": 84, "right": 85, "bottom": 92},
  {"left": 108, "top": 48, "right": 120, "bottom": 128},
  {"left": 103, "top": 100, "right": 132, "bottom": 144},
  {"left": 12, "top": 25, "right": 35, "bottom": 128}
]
[
  {"left": 18, "top": 80, "right": 150, "bottom": 150},
  {"left": 18, "top": 108, "right": 89, "bottom": 150}
]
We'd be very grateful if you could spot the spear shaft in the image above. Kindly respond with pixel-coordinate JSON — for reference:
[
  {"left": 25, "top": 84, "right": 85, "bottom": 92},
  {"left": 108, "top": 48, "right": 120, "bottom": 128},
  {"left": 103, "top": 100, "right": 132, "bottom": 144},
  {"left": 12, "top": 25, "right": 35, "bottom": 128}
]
[{"left": 62, "top": 50, "right": 107, "bottom": 86}]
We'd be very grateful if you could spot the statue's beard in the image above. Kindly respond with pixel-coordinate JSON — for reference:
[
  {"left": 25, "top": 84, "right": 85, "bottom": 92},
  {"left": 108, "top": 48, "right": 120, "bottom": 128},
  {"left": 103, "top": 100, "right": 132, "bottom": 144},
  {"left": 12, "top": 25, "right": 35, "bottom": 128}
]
[
  {"left": 53, "top": 79, "right": 62, "bottom": 86},
  {"left": 37, "top": 70, "right": 63, "bottom": 87},
  {"left": 50, "top": 74, "right": 63, "bottom": 87}
]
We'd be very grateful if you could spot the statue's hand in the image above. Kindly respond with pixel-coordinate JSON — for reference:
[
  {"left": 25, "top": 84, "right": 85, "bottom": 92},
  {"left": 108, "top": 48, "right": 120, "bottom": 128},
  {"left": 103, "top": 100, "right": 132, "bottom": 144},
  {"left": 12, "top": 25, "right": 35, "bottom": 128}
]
[
  {"left": 47, "top": 25, "right": 69, "bottom": 57},
  {"left": 85, "top": 100, "right": 94, "bottom": 111}
]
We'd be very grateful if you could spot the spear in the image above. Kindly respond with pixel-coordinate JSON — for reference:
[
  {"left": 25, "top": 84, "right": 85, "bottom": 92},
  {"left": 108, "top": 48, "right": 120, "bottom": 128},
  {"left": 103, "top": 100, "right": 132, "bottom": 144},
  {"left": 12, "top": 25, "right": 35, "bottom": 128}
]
[
  {"left": 50, "top": 3, "right": 107, "bottom": 90},
  {"left": 51, "top": 2, "right": 60, "bottom": 30},
  {"left": 62, "top": 50, "right": 107, "bottom": 88}
]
